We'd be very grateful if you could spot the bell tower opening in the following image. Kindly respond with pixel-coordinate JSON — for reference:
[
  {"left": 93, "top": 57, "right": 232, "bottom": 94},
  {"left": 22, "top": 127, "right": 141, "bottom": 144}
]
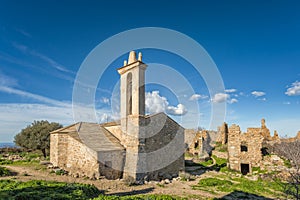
[{"left": 126, "top": 73, "right": 132, "bottom": 115}]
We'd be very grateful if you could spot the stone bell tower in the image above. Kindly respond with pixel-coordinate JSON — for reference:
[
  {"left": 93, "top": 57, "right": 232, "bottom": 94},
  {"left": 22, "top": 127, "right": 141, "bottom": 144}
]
[
  {"left": 117, "top": 51, "right": 147, "bottom": 134},
  {"left": 117, "top": 51, "right": 147, "bottom": 180}
]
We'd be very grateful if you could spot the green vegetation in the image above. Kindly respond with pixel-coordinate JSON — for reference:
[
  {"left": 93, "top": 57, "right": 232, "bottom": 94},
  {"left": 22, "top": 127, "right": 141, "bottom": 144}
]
[
  {"left": 0, "top": 149, "right": 48, "bottom": 167},
  {"left": 0, "top": 166, "right": 11, "bottom": 176},
  {"left": 14, "top": 120, "right": 62, "bottom": 157},
  {"left": 252, "top": 167, "right": 267, "bottom": 174},
  {"left": 193, "top": 176, "right": 285, "bottom": 198},
  {"left": 283, "top": 158, "right": 292, "bottom": 168},
  {"left": 210, "top": 155, "right": 227, "bottom": 171},
  {"left": 0, "top": 159, "right": 13, "bottom": 165},
  {"left": 93, "top": 195, "right": 185, "bottom": 200},
  {"left": 0, "top": 179, "right": 186, "bottom": 200},
  {"left": 199, "top": 159, "right": 213, "bottom": 167},
  {"left": 214, "top": 142, "right": 227, "bottom": 153},
  {"left": 0, "top": 180, "right": 101, "bottom": 200}
]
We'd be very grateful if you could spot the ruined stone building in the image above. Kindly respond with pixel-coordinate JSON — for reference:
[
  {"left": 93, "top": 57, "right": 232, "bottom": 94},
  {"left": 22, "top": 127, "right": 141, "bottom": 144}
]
[
  {"left": 227, "top": 119, "right": 274, "bottom": 175},
  {"left": 50, "top": 51, "right": 185, "bottom": 181},
  {"left": 185, "top": 129, "right": 217, "bottom": 159}
]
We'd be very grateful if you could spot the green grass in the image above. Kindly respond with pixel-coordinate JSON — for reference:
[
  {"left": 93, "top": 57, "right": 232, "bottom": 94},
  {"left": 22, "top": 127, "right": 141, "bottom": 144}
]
[
  {"left": 0, "top": 179, "right": 186, "bottom": 200},
  {"left": 199, "top": 159, "right": 213, "bottom": 167},
  {"left": 283, "top": 158, "right": 292, "bottom": 168},
  {"left": 93, "top": 194, "right": 186, "bottom": 200},
  {"left": 193, "top": 176, "right": 286, "bottom": 198},
  {"left": 0, "top": 179, "right": 102, "bottom": 200},
  {"left": 214, "top": 142, "right": 227, "bottom": 153},
  {"left": 0, "top": 151, "right": 43, "bottom": 166},
  {"left": 252, "top": 167, "right": 267, "bottom": 174},
  {"left": 212, "top": 155, "right": 227, "bottom": 166}
]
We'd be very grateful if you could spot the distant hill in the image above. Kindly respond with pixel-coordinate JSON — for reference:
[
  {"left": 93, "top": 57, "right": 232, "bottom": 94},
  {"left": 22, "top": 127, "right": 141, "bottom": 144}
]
[{"left": 0, "top": 143, "right": 16, "bottom": 148}]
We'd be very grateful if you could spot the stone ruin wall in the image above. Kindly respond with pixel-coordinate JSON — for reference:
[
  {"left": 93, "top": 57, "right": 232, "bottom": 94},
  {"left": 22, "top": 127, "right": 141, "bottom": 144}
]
[
  {"left": 228, "top": 124, "right": 241, "bottom": 171},
  {"left": 228, "top": 124, "right": 265, "bottom": 173}
]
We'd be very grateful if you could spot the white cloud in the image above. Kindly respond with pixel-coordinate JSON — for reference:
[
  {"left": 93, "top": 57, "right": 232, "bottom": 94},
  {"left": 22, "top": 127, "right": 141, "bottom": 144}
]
[
  {"left": 228, "top": 98, "right": 238, "bottom": 104},
  {"left": 285, "top": 81, "right": 300, "bottom": 96},
  {"left": 283, "top": 101, "right": 291, "bottom": 105},
  {"left": 145, "top": 91, "right": 168, "bottom": 114},
  {"left": 166, "top": 104, "right": 187, "bottom": 116},
  {"left": 145, "top": 91, "right": 187, "bottom": 116},
  {"left": 0, "top": 85, "right": 69, "bottom": 107},
  {"left": 251, "top": 91, "right": 266, "bottom": 97},
  {"left": 189, "top": 94, "right": 208, "bottom": 101},
  {"left": 0, "top": 103, "right": 74, "bottom": 142},
  {"left": 225, "top": 89, "right": 237, "bottom": 93},
  {"left": 212, "top": 93, "right": 229, "bottom": 103}
]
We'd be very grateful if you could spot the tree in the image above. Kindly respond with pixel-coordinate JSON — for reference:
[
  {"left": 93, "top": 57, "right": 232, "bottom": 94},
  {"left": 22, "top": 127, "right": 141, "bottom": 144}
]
[
  {"left": 14, "top": 120, "right": 62, "bottom": 158},
  {"left": 273, "top": 140, "right": 300, "bottom": 199}
]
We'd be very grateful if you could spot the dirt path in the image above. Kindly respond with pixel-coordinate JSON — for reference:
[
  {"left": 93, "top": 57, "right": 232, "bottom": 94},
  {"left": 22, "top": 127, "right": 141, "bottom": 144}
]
[{"left": 1, "top": 165, "right": 217, "bottom": 199}]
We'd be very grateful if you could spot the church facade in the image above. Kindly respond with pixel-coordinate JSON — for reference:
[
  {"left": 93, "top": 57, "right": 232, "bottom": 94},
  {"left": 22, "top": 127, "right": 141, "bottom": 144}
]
[{"left": 50, "top": 51, "right": 185, "bottom": 181}]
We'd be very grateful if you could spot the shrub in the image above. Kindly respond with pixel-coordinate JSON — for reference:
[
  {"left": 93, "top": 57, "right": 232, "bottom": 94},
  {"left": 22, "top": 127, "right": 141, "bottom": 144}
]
[{"left": 0, "top": 166, "right": 11, "bottom": 177}]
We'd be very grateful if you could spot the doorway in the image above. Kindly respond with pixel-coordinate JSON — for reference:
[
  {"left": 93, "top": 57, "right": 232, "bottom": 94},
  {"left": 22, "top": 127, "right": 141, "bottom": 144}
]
[{"left": 241, "top": 163, "right": 250, "bottom": 175}]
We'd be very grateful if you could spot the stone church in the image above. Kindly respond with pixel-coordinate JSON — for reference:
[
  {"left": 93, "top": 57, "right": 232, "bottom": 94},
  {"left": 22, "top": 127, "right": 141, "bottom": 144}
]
[{"left": 50, "top": 51, "right": 185, "bottom": 181}]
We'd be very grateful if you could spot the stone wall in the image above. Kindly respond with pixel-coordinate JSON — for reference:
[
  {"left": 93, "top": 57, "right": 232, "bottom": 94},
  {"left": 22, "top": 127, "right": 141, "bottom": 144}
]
[
  {"left": 228, "top": 124, "right": 241, "bottom": 171},
  {"left": 217, "top": 122, "right": 228, "bottom": 144},
  {"left": 121, "top": 113, "right": 185, "bottom": 181},
  {"left": 240, "top": 130, "right": 264, "bottom": 168},
  {"left": 50, "top": 133, "right": 125, "bottom": 179},
  {"left": 97, "top": 150, "right": 125, "bottom": 179},
  {"left": 228, "top": 124, "right": 264, "bottom": 173},
  {"left": 65, "top": 135, "right": 100, "bottom": 178},
  {"left": 50, "top": 133, "right": 69, "bottom": 167}
]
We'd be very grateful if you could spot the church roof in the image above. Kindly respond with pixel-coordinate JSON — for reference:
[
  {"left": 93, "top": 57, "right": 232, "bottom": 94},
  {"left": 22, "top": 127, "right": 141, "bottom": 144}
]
[{"left": 51, "top": 122, "right": 124, "bottom": 152}]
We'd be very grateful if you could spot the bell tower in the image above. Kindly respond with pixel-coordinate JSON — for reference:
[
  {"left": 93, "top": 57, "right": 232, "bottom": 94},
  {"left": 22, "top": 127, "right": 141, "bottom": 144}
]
[
  {"left": 117, "top": 51, "right": 147, "bottom": 181},
  {"left": 117, "top": 51, "right": 147, "bottom": 133}
]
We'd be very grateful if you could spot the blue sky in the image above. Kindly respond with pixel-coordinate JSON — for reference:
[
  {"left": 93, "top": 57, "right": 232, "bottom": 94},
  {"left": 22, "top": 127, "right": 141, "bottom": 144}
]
[{"left": 0, "top": 0, "right": 299, "bottom": 142}]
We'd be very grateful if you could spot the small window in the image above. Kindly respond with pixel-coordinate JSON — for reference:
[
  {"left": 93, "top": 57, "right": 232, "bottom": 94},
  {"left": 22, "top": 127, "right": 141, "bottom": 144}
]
[
  {"left": 241, "top": 145, "right": 248, "bottom": 152},
  {"left": 104, "top": 161, "right": 112, "bottom": 168},
  {"left": 194, "top": 142, "right": 199, "bottom": 149},
  {"left": 261, "top": 147, "right": 269, "bottom": 156}
]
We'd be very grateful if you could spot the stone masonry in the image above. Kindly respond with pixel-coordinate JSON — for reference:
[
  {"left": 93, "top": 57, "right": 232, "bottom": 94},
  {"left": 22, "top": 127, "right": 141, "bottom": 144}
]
[{"left": 227, "top": 120, "right": 267, "bottom": 174}]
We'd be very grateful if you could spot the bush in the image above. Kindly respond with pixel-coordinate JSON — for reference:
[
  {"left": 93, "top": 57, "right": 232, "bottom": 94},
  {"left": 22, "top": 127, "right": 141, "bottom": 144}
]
[
  {"left": 0, "top": 166, "right": 11, "bottom": 177},
  {"left": 0, "top": 159, "right": 13, "bottom": 165}
]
